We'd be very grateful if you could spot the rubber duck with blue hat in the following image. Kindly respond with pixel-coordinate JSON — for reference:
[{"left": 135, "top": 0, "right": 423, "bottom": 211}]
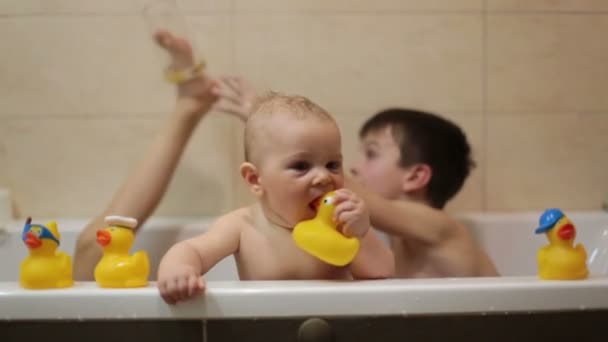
[
  {"left": 19, "top": 217, "right": 74, "bottom": 289},
  {"left": 536, "top": 208, "right": 588, "bottom": 280}
]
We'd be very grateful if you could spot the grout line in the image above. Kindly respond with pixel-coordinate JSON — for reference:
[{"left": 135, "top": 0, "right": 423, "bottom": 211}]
[
  {"left": 0, "top": 11, "right": 233, "bottom": 18},
  {"left": 0, "top": 113, "right": 168, "bottom": 119},
  {"left": 229, "top": 0, "right": 239, "bottom": 210},
  {"left": 2, "top": 9, "right": 608, "bottom": 18},
  {"left": 481, "top": 0, "right": 488, "bottom": 212},
  {"left": 483, "top": 10, "right": 608, "bottom": 15},
  {"left": 1, "top": 111, "right": 605, "bottom": 120}
]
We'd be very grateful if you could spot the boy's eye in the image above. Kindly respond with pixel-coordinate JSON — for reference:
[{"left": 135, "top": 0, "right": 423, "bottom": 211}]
[
  {"left": 289, "top": 161, "right": 311, "bottom": 172},
  {"left": 365, "top": 149, "right": 377, "bottom": 159},
  {"left": 326, "top": 160, "right": 342, "bottom": 171}
]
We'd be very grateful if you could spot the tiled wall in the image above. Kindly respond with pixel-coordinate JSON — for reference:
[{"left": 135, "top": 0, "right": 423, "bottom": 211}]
[{"left": 0, "top": 0, "right": 606, "bottom": 218}]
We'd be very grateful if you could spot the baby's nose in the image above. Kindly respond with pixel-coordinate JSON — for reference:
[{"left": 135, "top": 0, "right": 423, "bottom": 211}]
[
  {"left": 350, "top": 167, "right": 358, "bottom": 176},
  {"left": 312, "top": 170, "right": 332, "bottom": 186}
]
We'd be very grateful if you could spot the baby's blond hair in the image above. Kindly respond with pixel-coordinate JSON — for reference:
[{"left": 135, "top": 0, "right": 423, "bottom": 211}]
[{"left": 244, "top": 91, "right": 335, "bottom": 163}]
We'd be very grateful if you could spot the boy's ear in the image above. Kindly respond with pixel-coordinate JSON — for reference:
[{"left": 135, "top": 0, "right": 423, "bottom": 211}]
[
  {"left": 401, "top": 163, "right": 432, "bottom": 193},
  {"left": 240, "top": 162, "right": 264, "bottom": 197}
]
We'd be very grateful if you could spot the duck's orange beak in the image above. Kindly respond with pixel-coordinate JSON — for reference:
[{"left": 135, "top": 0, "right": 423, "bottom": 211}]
[
  {"left": 96, "top": 229, "right": 112, "bottom": 247},
  {"left": 557, "top": 223, "right": 575, "bottom": 241},
  {"left": 24, "top": 232, "right": 41, "bottom": 249}
]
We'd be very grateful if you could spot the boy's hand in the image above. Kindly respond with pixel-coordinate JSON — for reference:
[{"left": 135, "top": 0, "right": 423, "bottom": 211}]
[
  {"left": 154, "top": 29, "right": 219, "bottom": 117},
  {"left": 212, "top": 76, "right": 257, "bottom": 121},
  {"left": 157, "top": 264, "right": 205, "bottom": 305},
  {"left": 332, "top": 189, "right": 370, "bottom": 239}
]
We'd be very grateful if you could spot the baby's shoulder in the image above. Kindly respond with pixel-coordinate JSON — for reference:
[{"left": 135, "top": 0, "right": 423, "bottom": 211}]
[{"left": 206, "top": 206, "right": 254, "bottom": 232}]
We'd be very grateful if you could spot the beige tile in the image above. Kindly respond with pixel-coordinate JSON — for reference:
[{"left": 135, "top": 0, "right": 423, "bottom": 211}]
[
  {"left": 0, "top": 0, "right": 139, "bottom": 14},
  {"left": 486, "top": 114, "right": 608, "bottom": 210},
  {"left": 0, "top": 0, "right": 229, "bottom": 14},
  {"left": 487, "top": 14, "right": 608, "bottom": 113},
  {"left": 235, "top": 0, "right": 482, "bottom": 11},
  {"left": 0, "top": 15, "right": 232, "bottom": 116},
  {"left": 235, "top": 14, "right": 483, "bottom": 116},
  {"left": 0, "top": 123, "right": 9, "bottom": 190},
  {"left": 488, "top": 0, "right": 608, "bottom": 12},
  {"left": 336, "top": 111, "right": 484, "bottom": 212},
  {"left": 179, "top": 0, "right": 232, "bottom": 11},
  {"left": 0, "top": 115, "right": 235, "bottom": 217}
]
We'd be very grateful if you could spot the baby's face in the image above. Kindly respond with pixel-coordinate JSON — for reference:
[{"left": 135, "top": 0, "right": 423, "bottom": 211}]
[
  {"left": 351, "top": 126, "right": 405, "bottom": 200},
  {"left": 257, "top": 115, "right": 344, "bottom": 227}
]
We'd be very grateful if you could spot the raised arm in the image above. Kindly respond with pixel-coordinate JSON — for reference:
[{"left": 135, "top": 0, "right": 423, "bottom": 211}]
[{"left": 74, "top": 30, "right": 218, "bottom": 280}]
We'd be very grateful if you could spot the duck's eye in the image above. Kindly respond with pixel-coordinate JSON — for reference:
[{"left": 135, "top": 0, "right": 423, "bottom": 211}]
[{"left": 323, "top": 199, "right": 328, "bottom": 204}]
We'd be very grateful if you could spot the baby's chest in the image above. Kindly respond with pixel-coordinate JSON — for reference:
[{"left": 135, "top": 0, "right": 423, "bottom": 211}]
[{"left": 236, "top": 228, "right": 342, "bottom": 280}]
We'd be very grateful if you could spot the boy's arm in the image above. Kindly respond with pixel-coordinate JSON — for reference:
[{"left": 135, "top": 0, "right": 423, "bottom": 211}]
[
  {"left": 73, "top": 108, "right": 211, "bottom": 280},
  {"left": 346, "top": 177, "right": 456, "bottom": 245},
  {"left": 350, "top": 230, "right": 395, "bottom": 279},
  {"left": 74, "top": 30, "right": 218, "bottom": 280}
]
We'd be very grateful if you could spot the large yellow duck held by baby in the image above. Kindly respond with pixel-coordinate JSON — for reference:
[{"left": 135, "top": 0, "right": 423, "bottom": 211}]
[
  {"left": 94, "top": 215, "right": 149, "bottom": 288},
  {"left": 536, "top": 208, "right": 589, "bottom": 280},
  {"left": 20, "top": 217, "right": 74, "bottom": 289},
  {"left": 293, "top": 191, "right": 360, "bottom": 266}
]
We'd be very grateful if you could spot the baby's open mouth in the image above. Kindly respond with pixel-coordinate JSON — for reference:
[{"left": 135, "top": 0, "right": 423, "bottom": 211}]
[{"left": 309, "top": 196, "right": 323, "bottom": 212}]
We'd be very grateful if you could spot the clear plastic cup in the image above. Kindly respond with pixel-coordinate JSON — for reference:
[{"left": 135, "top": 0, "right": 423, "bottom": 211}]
[{"left": 142, "top": 0, "right": 200, "bottom": 66}]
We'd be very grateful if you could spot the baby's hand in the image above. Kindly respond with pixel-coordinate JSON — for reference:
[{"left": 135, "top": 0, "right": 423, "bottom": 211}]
[
  {"left": 157, "top": 264, "right": 205, "bottom": 305},
  {"left": 332, "top": 189, "right": 370, "bottom": 239},
  {"left": 153, "top": 30, "right": 218, "bottom": 117}
]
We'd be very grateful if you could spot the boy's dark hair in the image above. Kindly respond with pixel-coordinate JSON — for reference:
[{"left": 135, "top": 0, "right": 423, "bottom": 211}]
[{"left": 359, "top": 108, "right": 475, "bottom": 209}]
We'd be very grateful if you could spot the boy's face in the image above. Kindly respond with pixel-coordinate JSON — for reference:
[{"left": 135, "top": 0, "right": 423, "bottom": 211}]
[
  {"left": 256, "top": 115, "right": 344, "bottom": 227},
  {"left": 352, "top": 126, "right": 406, "bottom": 200}
]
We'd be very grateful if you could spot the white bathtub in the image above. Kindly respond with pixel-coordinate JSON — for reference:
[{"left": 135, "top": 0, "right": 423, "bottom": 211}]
[{"left": 1, "top": 212, "right": 608, "bottom": 320}]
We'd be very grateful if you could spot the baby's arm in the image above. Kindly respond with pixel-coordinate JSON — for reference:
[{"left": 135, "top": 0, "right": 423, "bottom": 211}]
[
  {"left": 157, "top": 212, "right": 241, "bottom": 304},
  {"left": 346, "top": 177, "right": 457, "bottom": 246},
  {"left": 332, "top": 189, "right": 394, "bottom": 279}
]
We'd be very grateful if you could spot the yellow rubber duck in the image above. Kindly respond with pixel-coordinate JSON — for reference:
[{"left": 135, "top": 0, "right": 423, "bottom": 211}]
[
  {"left": 293, "top": 191, "right": 360, "bottom": 266},
  {"left": 94, "top": 215, "right": 150, "bottom": 288},
  {"left": 536, "top": 208, "right": 589, "bottom": 280},
  {"left": 20, "top": 217, "right": 74, "bottom": 289}
]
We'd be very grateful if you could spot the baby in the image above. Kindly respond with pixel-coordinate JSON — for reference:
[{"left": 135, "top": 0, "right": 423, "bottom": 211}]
[{"left": 157, "top": 92, "right": 394, "bottom": 304}]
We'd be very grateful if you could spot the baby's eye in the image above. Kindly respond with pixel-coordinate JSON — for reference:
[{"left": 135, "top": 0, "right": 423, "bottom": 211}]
[
  {"left": 326, "top": 160, "right": 342, "bottom": 171},
  {"left": 289, "top": 161, "right": 311, "bottom": 172}
]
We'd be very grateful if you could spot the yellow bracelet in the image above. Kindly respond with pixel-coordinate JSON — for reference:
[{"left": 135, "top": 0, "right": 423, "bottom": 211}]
[{"left": 164, "top": 60, "right": 206, "bottom": 84}]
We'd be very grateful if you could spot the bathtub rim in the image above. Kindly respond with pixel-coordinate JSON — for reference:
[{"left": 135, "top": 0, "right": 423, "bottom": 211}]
[{"left": 1, "top": 277, "right": 607, "bottom": 320}]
